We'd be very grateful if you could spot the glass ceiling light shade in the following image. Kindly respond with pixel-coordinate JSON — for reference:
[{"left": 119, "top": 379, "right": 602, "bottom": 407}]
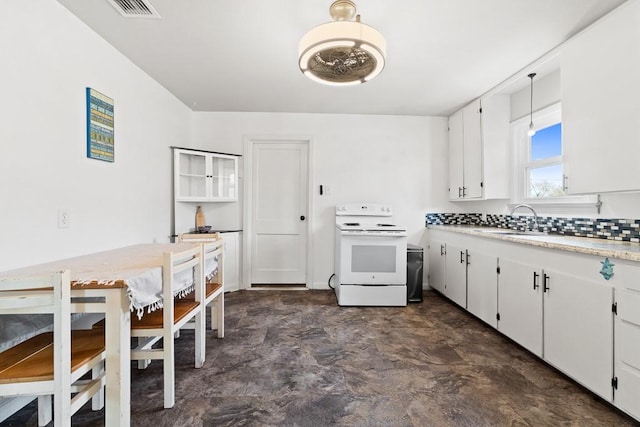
[
  {"left": 299, "top": 0, "right": 386, "bottom": 86},
  {"left": 527, "top": 73, "right": 537, "bottom": 137}
]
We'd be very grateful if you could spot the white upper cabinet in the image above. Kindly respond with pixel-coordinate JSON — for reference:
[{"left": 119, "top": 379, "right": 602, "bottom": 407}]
[
  {"left": 448, "top": 95, "right": 510, "bottom": 200},
  {"left": 174, "top": 148, "right": 239, "bottom": 202},
  {"left": 561, "top": 0, "right": 640, "bottom": 194},
  {"left": 448, "top": 109, "right": 465, "bottom": 199}
]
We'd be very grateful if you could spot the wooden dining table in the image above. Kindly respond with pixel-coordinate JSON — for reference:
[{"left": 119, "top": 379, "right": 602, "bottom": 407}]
[{"left": 0, "top": 243, "right": 201, "bottom": 426}]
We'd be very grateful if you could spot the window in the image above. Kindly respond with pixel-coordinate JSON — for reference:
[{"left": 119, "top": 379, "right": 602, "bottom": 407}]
[
  {"left": 512, "top": 101, "right": 598, "bottom": 210},
  {"left": 526, "top": 122, "right": 564, "bottom": 198},
  {"left": 513, "top": 103, "right": 564, "bottom": 202}
]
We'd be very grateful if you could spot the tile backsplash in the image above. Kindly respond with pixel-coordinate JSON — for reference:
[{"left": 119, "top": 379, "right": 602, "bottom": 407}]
[{"left": 426, "top": 213, "right": 640, "bottom": 243}]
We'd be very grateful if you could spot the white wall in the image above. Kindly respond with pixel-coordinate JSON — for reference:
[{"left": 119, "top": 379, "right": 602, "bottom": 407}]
[
  {"left": 189, "top": 112, "right": 447, "bottom": 288},
  {"left": 0, "top": 1, "right": 191, "bottom": 271}
]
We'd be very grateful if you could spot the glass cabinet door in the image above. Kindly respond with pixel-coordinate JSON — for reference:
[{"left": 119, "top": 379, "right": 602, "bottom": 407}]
[
  {"left": 177, "top": 151, "right": 207, "bottom": 199},
  {"left": 211, "top": 155, "right": 237, "bottom": 200},
  {"left": 174, "top": 149, "right": 238, "bottom": 202}
]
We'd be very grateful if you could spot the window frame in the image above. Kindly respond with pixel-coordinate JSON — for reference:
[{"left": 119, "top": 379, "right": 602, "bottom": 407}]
[
  {"left": 525, "top": 120, "right": 563, "bottom": 198},
  {"left": 511, "top": 102, "right": 597, "bottom": 209}
]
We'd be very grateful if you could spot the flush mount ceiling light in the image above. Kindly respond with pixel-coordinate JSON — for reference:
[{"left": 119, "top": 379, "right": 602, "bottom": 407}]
[
  {"left": 298, "top": 0, "right": 386, "bottom": 86},
  {"left": 527, "top": 72, "right": 537, "bottom": 137}
]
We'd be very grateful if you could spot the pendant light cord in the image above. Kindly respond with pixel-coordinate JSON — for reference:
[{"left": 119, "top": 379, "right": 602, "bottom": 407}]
[{"left": 528, "top": 73, "right": 536, "bottom": 128}]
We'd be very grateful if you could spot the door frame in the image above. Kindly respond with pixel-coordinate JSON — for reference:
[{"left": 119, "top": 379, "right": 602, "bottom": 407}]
[{"left": 242, "top": 135, "right": 314, "bottom": 289}]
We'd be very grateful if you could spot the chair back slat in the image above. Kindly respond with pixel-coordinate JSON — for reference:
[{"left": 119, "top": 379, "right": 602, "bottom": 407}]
[{"left": 0, "top": 291, "right": 55, "bottom": 311}]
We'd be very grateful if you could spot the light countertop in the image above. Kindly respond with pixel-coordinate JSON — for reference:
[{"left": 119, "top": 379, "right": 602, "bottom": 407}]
[{"left": 428, "top": 225, "right": 640, "bottom": 263}]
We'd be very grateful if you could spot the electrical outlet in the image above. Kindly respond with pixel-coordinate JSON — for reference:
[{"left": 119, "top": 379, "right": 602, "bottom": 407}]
[{"left": 58, "top": 209, "right": 70, "bottom": 228}]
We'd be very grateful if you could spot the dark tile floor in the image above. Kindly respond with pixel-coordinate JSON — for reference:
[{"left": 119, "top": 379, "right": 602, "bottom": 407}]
[{"left": 4, "top": 290, "right": 638, "bottom": 426}]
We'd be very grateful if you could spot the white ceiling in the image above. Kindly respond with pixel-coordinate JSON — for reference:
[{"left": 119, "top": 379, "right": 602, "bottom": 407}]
[{"left": 57, "top": 0, "right": 627, "bottom": 116}]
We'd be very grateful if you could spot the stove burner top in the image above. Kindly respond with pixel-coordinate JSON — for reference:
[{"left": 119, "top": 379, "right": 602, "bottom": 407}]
[{"left": 343, "top": 222, "right": 360, "bottom": 226}]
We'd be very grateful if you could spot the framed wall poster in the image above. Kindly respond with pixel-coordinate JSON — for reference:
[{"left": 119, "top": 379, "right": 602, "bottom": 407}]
[{"left": 86, "top": 88, "right": 114, "bottom": 162}]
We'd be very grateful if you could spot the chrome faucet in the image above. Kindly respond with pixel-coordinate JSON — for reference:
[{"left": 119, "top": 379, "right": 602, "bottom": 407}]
[{"left": 510, "top": 204, "right": 539, "bottom": 232}]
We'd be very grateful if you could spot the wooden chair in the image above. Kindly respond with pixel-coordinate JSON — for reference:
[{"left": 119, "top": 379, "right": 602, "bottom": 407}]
[
  {"left": 0, "top": 271, "right": 106, "bottom": 426},
  {"left": 180, "top": 238, "right": 225, "bottom": 337},
  {"left": 129, "top": 245, "right": 204, "bottom": 409},
  {"left": 178, "top": 234, "right": 225, "bottom": 336}
]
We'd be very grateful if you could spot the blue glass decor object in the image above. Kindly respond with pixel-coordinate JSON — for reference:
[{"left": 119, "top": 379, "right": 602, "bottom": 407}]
[{"left": 600, "top": 257, "right": 615, "bottom": 280}]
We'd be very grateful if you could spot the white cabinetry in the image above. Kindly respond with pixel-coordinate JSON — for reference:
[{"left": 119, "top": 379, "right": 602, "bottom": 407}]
[
  {"left": 222, "top": 232, "right": 241, "bottom": 292},
  {"left": 444, "top": 244, "right": 467, "bottom": 308},
  {"left": 428, "top": 230, "right": 498, "bottom": 324},
  {"left": 497, "top": 258, "right": 543, "bottom": 356},
  {"left": 174, "top": 148, "right": 239, "bottom": 202},
  {"left": 466, "top": 249, "right": 498, "bottom": 328},
  {"left": 448, "top": 96, "right": 510, "bottom": 200},
  {"left": 561, "top": 0, "right": 640, "bottom": 194},
  {"left": 611, "top": 261, "right": 640, "bottom": 420},
  {"left": 429, "top": 227, "right": 631, "bottom": 415},
  {"left": 542, "top": 267, "right": 613, "bottom": 400},
  {"left": 448, "top": 102, "right": 482, "bottom": 200},
  {"left": 427, "top": 240, "right": 446, "bottom": 294},
  {"left": 499, "top": 253, "right": 614, "bottom": 396}
]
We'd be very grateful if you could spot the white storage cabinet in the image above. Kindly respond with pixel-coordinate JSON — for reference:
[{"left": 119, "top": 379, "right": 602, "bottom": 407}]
[
  {"left": 611, "top": 260, "right": 640, "bottom": 420},
  {"left": 448, "top": 95, "right": 510, "bottom": 201},
  {"left": 221, "top": 231, "right": 241, "bottom": 292},
  {"left": 174, "top": 148, "right": 239, "bottom": 202},
  {"left": 429, "top": 228, "right": 622, "bottom": 407},
  {"left": 427, "top": 240, "right": 446, "bottom": 294},
  {"left": 561, "top": 0, "right": 640, "bottom": 194},
  {"left": 498, "top": 244, "right": 614, "bottom": 400},
  {"left": 429, "top": 229, "right": 498, "bottom": 325}
]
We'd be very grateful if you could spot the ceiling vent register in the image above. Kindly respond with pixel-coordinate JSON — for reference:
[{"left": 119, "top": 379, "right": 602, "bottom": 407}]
[{"left": 107, "top": 0, "right": 161, "bottom": 18}]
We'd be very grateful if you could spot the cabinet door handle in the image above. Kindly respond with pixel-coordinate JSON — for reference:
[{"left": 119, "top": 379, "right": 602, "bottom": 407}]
[
  {"left": 458, "top": 187, "right": 463, "bottom": 198},
  {"left": 440, "top": 244, "right": 444, "bottom": 256},
  {"left": 543, "top": 273, "right": 550, "bottom": 292},
  {"left": 300, "top": 215, "right": 306, "bottom": 221},
  {"left": 466, "top": 251, "right": 470, "bottom": 266},
  {"left": 562, "top": 175, "right": 568, "bottom": 192},
  {"left": 460, "top": 251, "right": 465, "bottom": 264},
  {"left": 533, "top": 271, "right": 539, "bottom": 290},
  {"left": 462, "top": 186, "right": 467, "bottom": 197}
]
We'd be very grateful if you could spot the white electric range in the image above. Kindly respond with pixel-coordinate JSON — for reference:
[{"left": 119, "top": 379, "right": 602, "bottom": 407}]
[{"left": 334, "top": 203, "right": 407, "bottom": 306}]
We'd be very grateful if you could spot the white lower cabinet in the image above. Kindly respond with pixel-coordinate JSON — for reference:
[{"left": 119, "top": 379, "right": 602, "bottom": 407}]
[
  {"left": 444, "top": 244, "right": 467, "bottom": 308},
  {"left": 498, "top": 255, "right": 614, "bottom": 397},
  {"left": 542, "top": 267, "right": 613, "bottom": 400},
  {"left": 466, "top": 250, "right": 498, "bottom": 328},
  {"left": 222, "top": 232, "right": 241, "bottom": 292},
  {"left": 427, "top": 240, "right": 446, "bottom": 294},
  {"left": 428, "top": 230, "right": 498, "bottom": 324},
  {"left": 428, "top": 227, "right": 639, "bottom": 422},
  {"left": 611, "top": 261, "right": 640, "bottom": 420},
  {"left": 497, "top": 258, "right": 543, "bottom": 357},
  {"left": 496, "top": 257, "right": 613, "bottom": 389}
]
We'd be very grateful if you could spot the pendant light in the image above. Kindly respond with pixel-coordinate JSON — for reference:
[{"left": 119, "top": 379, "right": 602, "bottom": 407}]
[
  {"left": 527, "top": 73, "right": 537, "bottom": 137},
  {"left": 298, "top": 0, "right": 386, "bottom": 86}
]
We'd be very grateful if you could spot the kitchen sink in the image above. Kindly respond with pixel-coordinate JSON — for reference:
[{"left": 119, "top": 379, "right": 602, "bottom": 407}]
[
  {"left": 473, "top": 229, "right": 549, "bottom": 236},
  {"left": 473, "top": 229, "right": 526, "bottom": 235}
]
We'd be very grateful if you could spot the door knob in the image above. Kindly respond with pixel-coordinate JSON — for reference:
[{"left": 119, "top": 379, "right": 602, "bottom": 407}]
[{"left": 300, "top": 215, "right": 306, "bottom": 221}]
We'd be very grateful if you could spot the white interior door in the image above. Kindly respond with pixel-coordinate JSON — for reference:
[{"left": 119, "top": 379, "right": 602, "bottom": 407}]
[{"left": 251, "top": 142, "right": 308, "bottom": 284}]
